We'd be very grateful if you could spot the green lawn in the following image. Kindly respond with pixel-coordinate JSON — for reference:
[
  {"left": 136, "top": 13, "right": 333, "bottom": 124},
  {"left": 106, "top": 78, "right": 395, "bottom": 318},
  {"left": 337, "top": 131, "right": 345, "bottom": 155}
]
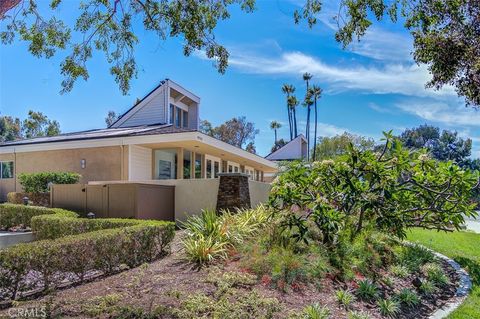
[{"left": 407, "top": 229, "right": 480, "bottom": 319}]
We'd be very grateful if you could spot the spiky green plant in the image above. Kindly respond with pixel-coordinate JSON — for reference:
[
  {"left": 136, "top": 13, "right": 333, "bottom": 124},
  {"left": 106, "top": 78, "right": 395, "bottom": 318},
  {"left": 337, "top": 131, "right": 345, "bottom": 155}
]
[
  {"left": 356, "top": 279, "right": 378, "bottom": 301},
  {"left": 397, "top": 288, "right": 420, "bottom": 308},
  {"left": 302, "top": 303, "right": 331, "bottom": 319},
  {"left": 377, "top": 298, "right": 400, "bottom": 317},
  {"left": 335, "top": 289, "right": 355, "bottom": 309}
]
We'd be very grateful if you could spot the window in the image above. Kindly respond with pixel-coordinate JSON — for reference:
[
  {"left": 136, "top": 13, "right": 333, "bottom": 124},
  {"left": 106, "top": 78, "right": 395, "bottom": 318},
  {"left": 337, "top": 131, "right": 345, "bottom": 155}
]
[
  {"left": 154, "top": 149, "right": 177, "bottom": 179},
  {"left": 206, "top": 159, "right": 212, "bottom": 178},
  {"left": 0, "top": 161, "right": 14, "bottom": 179},
  {"left": 182, "top": 110, "right": 188, "bottom": 128},
  {"left": 175, "top": 107, "right": 181, "bottom": 127},
  {"left": 195, "top": 153, "right": 202, "bottom": 178},
  {"left": 169, "top": 104, "right": 174, "bottom": 124},
  {"left": 214, "top": 161, "right": 220, "bottom": 178},
  {"left": 184, "top": 150, "right": 191, "bottom": 179},
  {"left": 228, "top": 165, "right": 233, "bottom": 173},
  {"left": 234, "top": 166, "right": 239, "bottom": 173}
]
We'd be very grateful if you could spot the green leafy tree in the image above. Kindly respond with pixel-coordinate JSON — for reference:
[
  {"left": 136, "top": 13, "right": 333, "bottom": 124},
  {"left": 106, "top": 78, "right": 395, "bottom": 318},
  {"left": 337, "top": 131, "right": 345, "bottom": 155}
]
[
  {"left": 245, "top": 141, "right": 256, "bottom": 154},
  {"left": 315, "top": 132, "right": 374, "bottom": 160},
  {"left": 2, "top": 1, "right": 479, "bottom": 105},
  {"left": 0, "top": 0, "right": 255, "bottom": 94},
  {"left": 0, "top": 115, "right": 22, "bottom": 142},
  {"left": 22, "top": 110, "right": 60, "bottom": 138},
  {"left": 201, "top": 116, "right": 259, "bottom": 150},
  {"left": 294, "top": 0, "right": 480, "bottom": 107},
  {"left": 105, "top": 110, "right": 119, "bottom": 127},
  {"left": 270, "top": 131, "right": 479, "bottom": 245},
  {"left": 399, "top": 125, "right": 472, "bottom": 167},
  {"left": 271, "top": 138, "right": 287, "bottom": 153}
]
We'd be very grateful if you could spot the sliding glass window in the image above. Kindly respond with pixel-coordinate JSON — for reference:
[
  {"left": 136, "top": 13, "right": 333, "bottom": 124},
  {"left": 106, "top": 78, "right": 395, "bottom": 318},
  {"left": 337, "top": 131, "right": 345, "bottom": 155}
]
[
  {"left": 195, "top": 153, "right": 203, "bottom": 178},
  {"left": 184, "top": 150, "right": 191, "bottom": 179},
  {"left": 154, "top": 149, "right": 177, "bottom": 179},
  {"left": 206, "top": 159, "right": 212, "bottom": 178}
]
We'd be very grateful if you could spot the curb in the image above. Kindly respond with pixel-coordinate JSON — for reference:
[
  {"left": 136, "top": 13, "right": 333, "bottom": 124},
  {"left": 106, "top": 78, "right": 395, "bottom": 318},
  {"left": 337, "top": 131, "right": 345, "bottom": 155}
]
[{"left": 428, "top": 251, "right": 472, "bottom": 319}]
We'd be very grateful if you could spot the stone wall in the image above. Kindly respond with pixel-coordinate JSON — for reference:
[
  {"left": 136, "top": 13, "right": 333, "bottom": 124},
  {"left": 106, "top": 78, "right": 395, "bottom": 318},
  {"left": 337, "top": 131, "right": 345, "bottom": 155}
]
[{"left": 216, "top": 173, "right": 251, "bottom": 212}]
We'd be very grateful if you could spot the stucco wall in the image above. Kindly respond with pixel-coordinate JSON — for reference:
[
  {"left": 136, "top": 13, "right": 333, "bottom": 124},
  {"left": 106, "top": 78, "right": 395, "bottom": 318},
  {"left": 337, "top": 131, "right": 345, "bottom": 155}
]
[
  {"left": 0, "top": 146, "right": 127, "bottom": 200},
  {"left": 249, "top": 180, "right": 272, "bottom": 207}
]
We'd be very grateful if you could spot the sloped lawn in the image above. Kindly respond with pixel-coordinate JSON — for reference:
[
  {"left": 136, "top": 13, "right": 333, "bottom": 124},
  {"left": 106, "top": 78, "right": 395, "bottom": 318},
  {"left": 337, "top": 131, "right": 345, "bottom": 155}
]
[{"left": 407, "top": 229, "right": 480, "bottom": 319}]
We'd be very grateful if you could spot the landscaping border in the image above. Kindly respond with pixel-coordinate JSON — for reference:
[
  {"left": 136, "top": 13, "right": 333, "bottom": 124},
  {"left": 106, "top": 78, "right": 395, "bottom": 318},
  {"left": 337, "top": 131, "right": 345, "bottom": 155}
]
[{"left": 428, "top": 250, "right": 472, "bottom": 319}]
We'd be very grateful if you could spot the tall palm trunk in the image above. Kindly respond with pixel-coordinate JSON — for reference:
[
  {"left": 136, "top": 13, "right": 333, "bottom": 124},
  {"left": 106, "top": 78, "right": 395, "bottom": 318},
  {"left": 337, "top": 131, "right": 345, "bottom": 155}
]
[
  {"left": 313, "top": 99, "right": 318, "bottom": 161},
  {"left": 293, "top": 107, "right": 298, "bottom": 138},
  {"left": 286, "top": 103, "right": 292, "bottom": 140},
  {"left": 306, "top": 106, "right": 311, "bottom": 160},
  {"left": 274, "top": 128, "right": 278, "bottom": 144}
]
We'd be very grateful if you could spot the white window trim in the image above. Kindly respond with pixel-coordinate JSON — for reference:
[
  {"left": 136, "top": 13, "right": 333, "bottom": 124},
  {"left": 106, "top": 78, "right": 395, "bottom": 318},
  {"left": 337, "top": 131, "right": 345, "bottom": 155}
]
[{"left": 0, "top": 161, "right": 14, "bottom": 179}]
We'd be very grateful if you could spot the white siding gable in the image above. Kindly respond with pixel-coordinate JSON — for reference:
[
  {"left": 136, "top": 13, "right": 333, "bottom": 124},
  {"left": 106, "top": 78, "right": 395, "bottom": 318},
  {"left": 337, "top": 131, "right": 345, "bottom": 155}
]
[
  {"left": 115, "top": 85, "right": 167, "bottom": 128},
  {"left": 266, "top": 135, "right": 307, "bottom": 161},
  {"left": 129, "top": 145, "right": 152, "bottom": 180}
]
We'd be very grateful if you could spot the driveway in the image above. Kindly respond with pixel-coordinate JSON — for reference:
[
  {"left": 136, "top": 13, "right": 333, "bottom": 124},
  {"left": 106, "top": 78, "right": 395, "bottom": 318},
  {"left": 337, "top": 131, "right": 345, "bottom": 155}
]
[{"left": 464, "top": 213, "right": 480, "bottom": 233}]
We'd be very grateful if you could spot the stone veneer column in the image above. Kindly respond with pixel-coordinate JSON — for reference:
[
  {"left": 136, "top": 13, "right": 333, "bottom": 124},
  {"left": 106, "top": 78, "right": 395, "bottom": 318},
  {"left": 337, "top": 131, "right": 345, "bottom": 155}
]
[{"left": 216, "top": 173, "right": 251, "bottom": 212}]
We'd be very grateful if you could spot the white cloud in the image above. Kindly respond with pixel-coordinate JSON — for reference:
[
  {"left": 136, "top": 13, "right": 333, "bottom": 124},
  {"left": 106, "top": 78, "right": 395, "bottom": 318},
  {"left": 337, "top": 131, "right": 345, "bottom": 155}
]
[
  {"left": 347, "top": 27, "right": 413, "bottom": 62},
  {"left": 396, "top": 101, "right": 480, "bottom": 127},
  {"left": 368, "top": 102, "right": 396, "bottom": 114},
  {"left": 226, "top": 51, "right": 455, "bottom": 98}
]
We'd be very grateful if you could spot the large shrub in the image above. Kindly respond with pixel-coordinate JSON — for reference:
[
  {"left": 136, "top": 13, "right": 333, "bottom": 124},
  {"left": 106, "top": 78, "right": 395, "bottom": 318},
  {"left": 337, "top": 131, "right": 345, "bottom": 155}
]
[
  {"left": 0, "top": 204, "right": 77, "bottom": 229},
  {"left": 18, "top": 172, "right": 81, "bottom": 193},
  {"left": 270, "top": 131, "right": 479, "bottom": 244},
  {"left": 0, "top": 222, "right": 175, "bottom": 300}
]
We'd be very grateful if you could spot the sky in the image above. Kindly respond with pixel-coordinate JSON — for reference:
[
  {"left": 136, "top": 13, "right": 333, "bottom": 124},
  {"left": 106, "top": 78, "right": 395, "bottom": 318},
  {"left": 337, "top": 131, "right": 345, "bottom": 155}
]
[{"left": 1, "top": 1, "right": 479, "bottom": 157}]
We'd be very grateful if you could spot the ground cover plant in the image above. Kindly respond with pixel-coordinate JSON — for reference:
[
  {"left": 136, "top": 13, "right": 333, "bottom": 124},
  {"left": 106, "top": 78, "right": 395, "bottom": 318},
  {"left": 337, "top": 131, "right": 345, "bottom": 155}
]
[
  {"left": 408, "top": 229, "right": 480, "bottom": 319},
  {"left": 0, "top": 204, "right": 175, "bottom": 302}
]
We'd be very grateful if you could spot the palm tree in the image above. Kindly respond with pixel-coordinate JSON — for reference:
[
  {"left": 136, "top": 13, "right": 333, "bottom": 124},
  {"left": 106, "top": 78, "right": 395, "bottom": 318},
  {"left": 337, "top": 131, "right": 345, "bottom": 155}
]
[
  {"left": 270, "top": 120, "right": 281, "bottom": 144},
  {"left": 303, "top": 93, "right": 313, "bottom": 160},
  {"left": 288, "top": 95, "right": 299, "bottom": 138},
  {"left": 303, "top": 72, "right": 313, "bottom": 89},
  {"left": 310, "top": 85, "right": 323, "bottom": 160},
  {"left": 281, "top": 84, "right": 295, "bottom": 140}
]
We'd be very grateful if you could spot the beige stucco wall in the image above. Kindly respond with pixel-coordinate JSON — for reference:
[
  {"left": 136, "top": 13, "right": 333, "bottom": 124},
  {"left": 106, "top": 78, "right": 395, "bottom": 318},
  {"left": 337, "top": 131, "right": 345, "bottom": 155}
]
[
  {"left": 0, "top": 146, "right": 128, "bottom": 201},
  {"left": 248, "top": 180, "right": 272, "bottom": 207}
]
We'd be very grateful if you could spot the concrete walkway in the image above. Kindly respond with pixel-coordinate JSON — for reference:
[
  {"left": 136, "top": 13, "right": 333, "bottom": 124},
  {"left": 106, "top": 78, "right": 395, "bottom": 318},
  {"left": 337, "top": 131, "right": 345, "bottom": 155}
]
[{"left": 464, "top": 212, "right": 480, "bottom": 233}]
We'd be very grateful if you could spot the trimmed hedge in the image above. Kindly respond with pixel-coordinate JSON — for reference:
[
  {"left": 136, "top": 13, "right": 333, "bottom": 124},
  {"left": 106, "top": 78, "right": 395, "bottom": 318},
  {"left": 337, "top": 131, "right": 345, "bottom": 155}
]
[
  {"left": 18, "top": 171, "right": 81, "bottom": 193},
  {"left": 0, "top": 223, "right": 175, "bottom": 300},
  {"left": 32, "top": 215, "right": 155, "bottom": 240},
  {"left": 0, "top": 204, "right": 175, "bottom": 301},
  {"left": 7, "top": 192, "right": 50, "bottom": 207},
  {"left": 0, "top": 204, "right": 77, "bottom": 229}
]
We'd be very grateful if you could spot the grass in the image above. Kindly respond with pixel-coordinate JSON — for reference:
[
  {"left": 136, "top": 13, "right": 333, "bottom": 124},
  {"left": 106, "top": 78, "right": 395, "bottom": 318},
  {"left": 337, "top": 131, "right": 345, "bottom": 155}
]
[{"left": 407, "top": 228, "right": 480, "bottom": 319}]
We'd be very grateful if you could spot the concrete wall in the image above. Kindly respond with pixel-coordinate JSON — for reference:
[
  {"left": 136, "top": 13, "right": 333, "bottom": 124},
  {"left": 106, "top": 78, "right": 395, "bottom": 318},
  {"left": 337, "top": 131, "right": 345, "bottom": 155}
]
[
  {"left": 88, "top": 178, "right": 272, "bottom": 224},
  {"left": 0, "top": 146, "right": 128, "bottom": 200},
  {"left": 249, "top": 180, "right": 272, "bottom": 207}
]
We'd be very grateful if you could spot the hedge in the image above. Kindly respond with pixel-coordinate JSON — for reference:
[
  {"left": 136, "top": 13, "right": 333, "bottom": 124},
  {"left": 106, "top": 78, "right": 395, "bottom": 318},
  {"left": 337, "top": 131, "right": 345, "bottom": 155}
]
[
  {"left": 0, "top": 223, "right": 175, "bottom": 300},
  {"left": 0, "top": 204, "right": 175, "bottom": 301},
  {"left": 18, "top": 172, "right": 81, "bottom": 193},
  {"left": 32, "top": 214, "right": 152, "bottom": 240},
  {"left": 0, "top": 204, "right": 78, "bottom": 229}
]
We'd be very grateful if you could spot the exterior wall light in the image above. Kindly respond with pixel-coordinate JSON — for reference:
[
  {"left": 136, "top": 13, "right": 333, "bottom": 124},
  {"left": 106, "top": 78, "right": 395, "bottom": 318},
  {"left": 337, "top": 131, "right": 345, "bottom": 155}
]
[{"left": 80, "top": 159, "right": 86, "bottom": 169}]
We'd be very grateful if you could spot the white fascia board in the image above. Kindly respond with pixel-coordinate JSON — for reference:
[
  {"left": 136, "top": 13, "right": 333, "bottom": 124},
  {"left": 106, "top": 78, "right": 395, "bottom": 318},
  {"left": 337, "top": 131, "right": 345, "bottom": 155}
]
[
  {"left": 197, "top": 133, "right": 278, "bottom": 170},
  {"left": 0, "top": 131, "right": 278, "bottom": 170},
  {"left": 167, "top": 80, "right": 200, "bottom": 104}
]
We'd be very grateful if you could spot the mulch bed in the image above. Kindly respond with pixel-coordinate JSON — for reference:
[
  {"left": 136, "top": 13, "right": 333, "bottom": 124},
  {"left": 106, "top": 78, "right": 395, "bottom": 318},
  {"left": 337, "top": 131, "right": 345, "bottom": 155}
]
[{"left": 0, "top": 233, "right": 461, "bottom": 318}]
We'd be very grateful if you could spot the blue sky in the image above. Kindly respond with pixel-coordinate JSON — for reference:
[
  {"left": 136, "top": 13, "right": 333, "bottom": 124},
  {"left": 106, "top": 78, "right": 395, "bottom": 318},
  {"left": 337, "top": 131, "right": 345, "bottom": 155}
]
[{"left": 1, "top": 1, "right": 479, "bottom": 157}]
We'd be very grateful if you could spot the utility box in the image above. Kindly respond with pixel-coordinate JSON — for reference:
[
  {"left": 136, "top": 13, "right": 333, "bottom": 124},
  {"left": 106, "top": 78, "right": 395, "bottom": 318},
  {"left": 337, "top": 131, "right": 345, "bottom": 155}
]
[{"left": 51, "top": 183, "right": 175, "bottom": 221}]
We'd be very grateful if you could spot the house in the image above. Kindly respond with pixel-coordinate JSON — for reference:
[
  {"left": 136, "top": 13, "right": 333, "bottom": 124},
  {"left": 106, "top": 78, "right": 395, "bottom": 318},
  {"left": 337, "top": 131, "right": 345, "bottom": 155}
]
[
  {"left": 0, "top": 79, "right": 278, "bottom": 204},
  {"left": 265, "top": 134, "right": 308, "bottom": 162}
]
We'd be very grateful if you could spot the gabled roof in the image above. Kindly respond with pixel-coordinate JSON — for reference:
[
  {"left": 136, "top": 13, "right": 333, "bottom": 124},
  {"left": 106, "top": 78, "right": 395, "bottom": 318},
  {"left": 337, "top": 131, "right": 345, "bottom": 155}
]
[
  {"left": 109, "top": 78, "right": 201, "bottom": 128},
  {"left": 108, "top": 79, "right": 167, "bottom": 128},
  {"left": 0, "top": 124, "right": 195, "bottom": 147},
  {"left": 265, "top": 134, "right": 307, "bottom": 161}
]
